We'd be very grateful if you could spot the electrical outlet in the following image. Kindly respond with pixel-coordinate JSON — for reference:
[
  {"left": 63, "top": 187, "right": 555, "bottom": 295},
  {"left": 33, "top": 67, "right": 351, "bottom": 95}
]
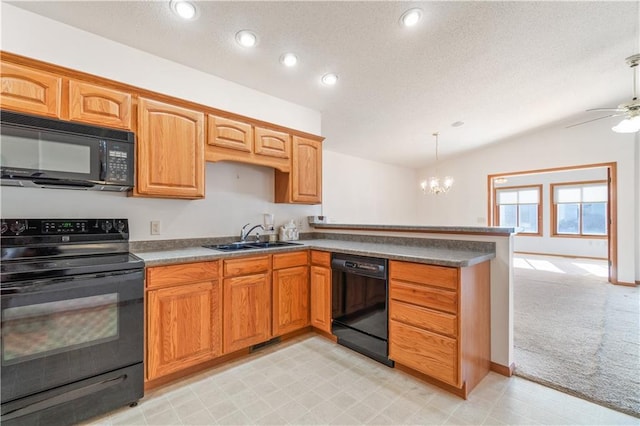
[{"left": 150, "top": 220, "right": 161, "bottom": 235}]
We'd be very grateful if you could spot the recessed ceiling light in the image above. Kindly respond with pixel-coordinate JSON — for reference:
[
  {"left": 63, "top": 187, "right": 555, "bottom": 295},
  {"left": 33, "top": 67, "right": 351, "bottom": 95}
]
[
  {"left": 235, "top": 30, "right": 258, "bottom": 48},
  {"left": 400, "top": 8, "right": 423, "bottom": 27},
  {"left": 451, "top": 121, "right": 465, "bottom": 127},
  {"left": 170, "top": 0, "right": 197, "bottom": 20},
  {"left": 321, "top": 73, "right": 338, "bottom": 86},
  {"left": 280, "top": 53, "right": 298, "bottom": 67}
]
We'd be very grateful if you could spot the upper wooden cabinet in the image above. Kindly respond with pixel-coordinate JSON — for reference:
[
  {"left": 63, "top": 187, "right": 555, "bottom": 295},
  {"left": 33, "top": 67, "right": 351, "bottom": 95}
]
[
  {"left": 206, "top": 115, "right": 291, "bottom": 172},
  {"left": 275, "top": 136, "right": 322, "bottom": 204},
  {"left": 68, "top": 80, "right": 132, "bottom": 129},
  {"left": 0, "top": 62, "right": 62, "bottom": 118},
  {"left": 207, "top": 115, "right": 253, "bottom": 152},
  {"left": 136, "top": 97, "right": 205, "bottom": 199},
  {"left": 254, "top": 127, "right": 290, "bottom": 159}
]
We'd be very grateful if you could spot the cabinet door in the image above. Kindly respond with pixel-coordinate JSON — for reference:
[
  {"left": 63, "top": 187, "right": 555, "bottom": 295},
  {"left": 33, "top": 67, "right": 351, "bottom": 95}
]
[
  {"left": 292, "top": 136, "right": 322, "bottom": 203},
  {"left": 137, "top": 97, "right": 205, "bottom": 198},
  {"left": 273, "top": 265, "right": 309, "bottom": 336},
  {"left": 223, "top": 273, "right": 271, "bottom": 353},
  {"left": 310, "top": 265, "right": 331, "bottom": 333},
  {"left": 254, "top": 127, "right": 290, "bottom": 159},
  {"left": 68, "top": 80, "right": 132, "bottom": 129},
  {"left": 0, "top": 62, "right": 61, "bottom": 118},
  {"left": 147, "top": 280, "right": 220, "bottom": 380},
  {"left": 207, "top": 115, "right": 252, "bottom": 152}
]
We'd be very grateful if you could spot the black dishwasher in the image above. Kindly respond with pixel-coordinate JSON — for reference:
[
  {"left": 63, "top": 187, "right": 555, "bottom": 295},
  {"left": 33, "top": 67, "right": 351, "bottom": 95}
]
[{"left": 331, "top": 253, "right": 394, "bottom": 367}]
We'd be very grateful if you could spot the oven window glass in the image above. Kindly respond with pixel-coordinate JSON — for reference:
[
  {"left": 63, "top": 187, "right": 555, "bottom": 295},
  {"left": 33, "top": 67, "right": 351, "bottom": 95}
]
[
  {"left": 1, "top": 293, "right": 119, "bottom": 364},
  {"left": 0, "top": 130, "right": 91, "bottom": 174}
]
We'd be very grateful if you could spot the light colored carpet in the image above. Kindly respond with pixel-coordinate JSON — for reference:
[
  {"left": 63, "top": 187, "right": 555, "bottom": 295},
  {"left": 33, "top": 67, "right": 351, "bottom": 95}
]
[{"left": 513, "top": 254, "right": 640, "bottom": 418}]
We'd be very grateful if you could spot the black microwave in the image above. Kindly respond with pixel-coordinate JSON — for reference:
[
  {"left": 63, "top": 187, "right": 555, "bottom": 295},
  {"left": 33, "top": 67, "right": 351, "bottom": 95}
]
[{"left": 0, "top": 110, "right": 135, "bottom": 192}]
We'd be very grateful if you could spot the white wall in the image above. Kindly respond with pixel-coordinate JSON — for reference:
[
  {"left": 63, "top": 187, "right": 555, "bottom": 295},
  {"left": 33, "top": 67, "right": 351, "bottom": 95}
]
[
  {"left": 495, "top": 168, "right": 609, "bottom": 259},
  {"left": 322, "top": 150, "right": 419, "bottom": 224},
  {"left": 0, "top": 4, "right": 321, "bottom": 241},
  {"left": 1, "top": 162, "right": 320, "bottom": 241},
  {"left": 417, "top": 121, "right": 638, "bottom": 283}
]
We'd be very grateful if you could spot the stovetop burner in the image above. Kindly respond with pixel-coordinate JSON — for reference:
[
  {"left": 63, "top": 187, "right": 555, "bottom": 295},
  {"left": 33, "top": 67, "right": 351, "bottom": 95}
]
[{"left": 1, "top": 218, "right": 143, "bottom": 282}]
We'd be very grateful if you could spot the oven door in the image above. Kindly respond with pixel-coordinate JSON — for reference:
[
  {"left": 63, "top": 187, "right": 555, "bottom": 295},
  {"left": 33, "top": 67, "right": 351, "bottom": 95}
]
[{"left": 0, "top": 268, "right": 143, "bottom": 404}]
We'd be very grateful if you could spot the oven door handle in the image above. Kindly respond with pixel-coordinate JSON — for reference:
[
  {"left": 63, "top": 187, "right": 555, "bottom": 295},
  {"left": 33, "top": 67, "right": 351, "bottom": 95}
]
[{"left": 0, "top": 374, "right": 127, "bottom": 421}]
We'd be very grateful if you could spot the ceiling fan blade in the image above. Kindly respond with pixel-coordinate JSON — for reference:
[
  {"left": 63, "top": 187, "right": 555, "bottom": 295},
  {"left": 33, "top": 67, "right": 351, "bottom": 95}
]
[
  {"left": 565, "top": 113, "right": 624, "bottom": 129},
  {"left": 586, "top": 107, "right": 625, "bottom": 112}
]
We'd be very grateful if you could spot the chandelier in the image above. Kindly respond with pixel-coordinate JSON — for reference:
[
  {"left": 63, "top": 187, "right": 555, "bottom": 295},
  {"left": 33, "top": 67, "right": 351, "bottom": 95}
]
[{"left": 420, "top": 132, "right": 454, "bottom": 194}]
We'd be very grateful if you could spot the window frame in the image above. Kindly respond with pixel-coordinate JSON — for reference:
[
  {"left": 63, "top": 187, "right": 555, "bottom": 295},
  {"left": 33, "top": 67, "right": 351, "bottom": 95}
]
[
  {"left": 550, "top": 180, "right": 608, "bottom": 239},
  {"left": 493, "top": 184, "right": 543, "bottom": 237}
]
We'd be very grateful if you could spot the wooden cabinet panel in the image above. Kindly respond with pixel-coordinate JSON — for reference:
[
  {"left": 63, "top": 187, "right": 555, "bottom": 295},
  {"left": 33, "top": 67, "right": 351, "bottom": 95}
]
[
  {"left": 292, "top": 136, "right": 322, "bottom": 203},
  {"left": 390, "top": 281, "right": 457, "bottom": 314},
  {"left": 254, "top": 127, "right": 290, "bottom": 159},
  {"left": 207, "top": 115, "right": 252, "bottom": 152},
  {"left": 136, "top": 97, "right": 205, "bottom": 199},
  {"left": 390, "top": 261, "right": 458, "bottom": 291},
  {"left": 68, "top": 80, "right": 131, "bottom": 129},
  {"left": 223, "top": 256, "right": 270, "bottom": 277},
  {"left": 273, "top": 251, "right": 308, "bottom": 270},
  {"left": 390, "top": 300, "right": 457, "bottom": 337},
  {"left": 311, "top": 250, "right": 331, "bottom": 267},
  {"left": 389, "top": 320, "right": 458, "bottom": 386},
  {"left": 275, "top": 136, "right": 322, "bottom": 204},
  {"left": 223, "top": 273, "right": 271, "bottom": 353},
  {"left": 146, "top": 261, "right": 219, "bottom": 289},
  {"left": 147, "top": 280, "right": 221, "bottom": 380},
  {"left": 310, "top": 265, "right": 331, "bottom": 333},
  {"left": 0, "top": 62, "right": 61, "bottom": 118},
  {"left": 273, "top": 265, "right": 309, "bottom": 336}
]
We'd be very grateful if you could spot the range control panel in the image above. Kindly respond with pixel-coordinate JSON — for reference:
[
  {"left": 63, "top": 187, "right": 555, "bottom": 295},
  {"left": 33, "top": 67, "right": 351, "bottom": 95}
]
[{"left": 1, "top": 219, "right": 129, "bottom": 236}]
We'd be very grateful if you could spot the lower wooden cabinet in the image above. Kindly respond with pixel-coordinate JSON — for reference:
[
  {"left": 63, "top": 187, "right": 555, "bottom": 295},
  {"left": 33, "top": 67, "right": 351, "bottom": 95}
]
[
  {"left": 273, "top": 252, "right": 309, "bottom": 336},
  {"left": 223, "top": 256, "right": 271, "bottom": 353},
  {"left": 145, "top": 261, "right": 221, "bottom": 381},
  {"left": 310, "top": 251, "right": 332, "bottom": 333},
  {"left": 388, "top": 260, "right": 490, "bottom": 397}
]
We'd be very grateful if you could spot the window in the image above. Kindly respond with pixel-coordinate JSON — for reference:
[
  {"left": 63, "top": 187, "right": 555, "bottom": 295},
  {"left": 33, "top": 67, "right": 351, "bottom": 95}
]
[
  {"left": 495, "top": 185, "right": 542, "bottom": 235},
  {"left": 552, "top": 181, "right": 608, "bottom": 237}
]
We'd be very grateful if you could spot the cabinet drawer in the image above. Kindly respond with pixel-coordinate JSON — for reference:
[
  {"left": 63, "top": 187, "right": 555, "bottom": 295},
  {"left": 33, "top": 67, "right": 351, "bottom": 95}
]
[
  {"left": 390, "top": 261, "right": 458, "bottom": 290},
  {"left": 146, "top": 261, "right": 219, "bottom": 289},
  {"left": 68, "top": 80, "right": 132, "bottom": 129},
  {"left": 390, "top": 281, "right": 457, "bottom": 314},
  {"left": 389, "top": 320, "right": 458, "bottom": 386},
  {"left": 273, "top": 251, "right": 308, "bottom": 269},
  {"left": 390, "top": 300, "right": 457, "bottom": 337},
  {"left": 223, "top": 256, "right": 270, "bottom": 277},
  {"left": 310, "top": 250, "right": 331, "bottom": 267}
]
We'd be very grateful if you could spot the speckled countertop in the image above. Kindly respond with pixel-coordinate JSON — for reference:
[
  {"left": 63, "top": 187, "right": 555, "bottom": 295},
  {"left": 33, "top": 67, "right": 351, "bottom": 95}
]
[{"left": 134, "top": 238, "right": 495, "bottom": 268}]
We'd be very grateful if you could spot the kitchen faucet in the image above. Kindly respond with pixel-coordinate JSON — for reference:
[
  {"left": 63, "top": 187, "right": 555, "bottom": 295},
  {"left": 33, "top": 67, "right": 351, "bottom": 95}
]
[{"left": 240, "top": 223, "right": 264, "bottom": 242}]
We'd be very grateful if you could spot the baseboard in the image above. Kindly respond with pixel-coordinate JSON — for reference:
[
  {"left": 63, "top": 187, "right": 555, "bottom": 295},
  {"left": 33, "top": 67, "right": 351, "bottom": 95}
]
[
  {"left": 614, "top": 280, "right": 638, "bottom": 287},
  {"left": 514, "top": 251, "right": 607, "bottom": 261},
  {"left": 490, "top": 361, "right": 515, "bottom": 377},
  {"left": 312, "top": 328, "right": 338, "bottom": 342}
]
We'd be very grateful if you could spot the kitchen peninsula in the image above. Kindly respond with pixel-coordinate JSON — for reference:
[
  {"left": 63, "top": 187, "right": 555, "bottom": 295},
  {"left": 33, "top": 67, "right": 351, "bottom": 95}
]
[{"left": 133, "top": 225, "right": 515, "bottom": 398}]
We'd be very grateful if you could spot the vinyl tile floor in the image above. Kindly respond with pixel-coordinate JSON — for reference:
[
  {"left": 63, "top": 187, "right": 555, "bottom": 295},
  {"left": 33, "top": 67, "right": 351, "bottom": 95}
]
[{"left": 85, "top": 335, "right": 640, "bottom": 425}]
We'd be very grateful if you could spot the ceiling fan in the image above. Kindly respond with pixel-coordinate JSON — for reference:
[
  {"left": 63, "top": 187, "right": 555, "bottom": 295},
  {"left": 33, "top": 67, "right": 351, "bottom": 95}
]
[{"left": 568, "top": 53, "right": 640, "bottom": 133}]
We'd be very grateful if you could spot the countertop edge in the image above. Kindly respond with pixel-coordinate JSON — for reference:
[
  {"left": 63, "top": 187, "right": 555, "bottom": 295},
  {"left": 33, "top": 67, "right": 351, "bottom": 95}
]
[
  {"left": 309, "top": 222, "right": 519, "bottom": 236},
  {"left": 136, "top": 242, "right": 496, "bottom": 268}
]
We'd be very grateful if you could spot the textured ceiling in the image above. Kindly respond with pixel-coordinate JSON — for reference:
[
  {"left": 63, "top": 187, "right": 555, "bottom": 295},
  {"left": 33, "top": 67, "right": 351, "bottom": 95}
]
[{"left": 8, "top": 1, "right": 640, "bottom": 168}]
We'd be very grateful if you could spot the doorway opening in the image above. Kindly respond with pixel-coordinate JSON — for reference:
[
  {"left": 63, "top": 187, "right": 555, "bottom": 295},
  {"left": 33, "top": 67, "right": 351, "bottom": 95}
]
[{"left": 487, "top": 162, "right": 617, "bottom": 283}]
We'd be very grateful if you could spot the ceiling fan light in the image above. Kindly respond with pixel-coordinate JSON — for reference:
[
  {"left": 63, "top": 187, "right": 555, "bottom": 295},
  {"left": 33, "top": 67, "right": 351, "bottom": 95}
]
[{"left": 612, "top": 116, "right": 640, "bottom": 133}]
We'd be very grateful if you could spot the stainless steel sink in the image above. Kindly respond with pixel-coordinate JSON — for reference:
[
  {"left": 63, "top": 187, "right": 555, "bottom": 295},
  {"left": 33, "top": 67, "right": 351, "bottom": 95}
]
[{"left": 203, "top": 241, "right": 303, "bottom": 252}]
